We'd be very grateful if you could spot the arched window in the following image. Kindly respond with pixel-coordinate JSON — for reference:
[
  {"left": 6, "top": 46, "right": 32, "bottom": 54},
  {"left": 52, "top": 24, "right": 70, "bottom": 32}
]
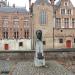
[{"left": 40, "top": 11, "right": 47, "bottom": 25}]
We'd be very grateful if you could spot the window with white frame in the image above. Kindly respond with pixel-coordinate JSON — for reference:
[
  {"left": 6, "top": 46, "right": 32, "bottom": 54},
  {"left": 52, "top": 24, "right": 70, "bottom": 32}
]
[
  {"left": 40, "top": 11, "right": 47, "bottom": 25},
  {"left": 55, "top": 18, "right": 61, "bottom": 28},
  {"left": 64, "top": 18, "right": 69, "bottom": 28},
  {"left": 67, "top": 9, "right": 71, "bottom": 15},
  {"left": 3, "top": 28, "right": 8, "bottom": 39},
  {"left": 24, "top": 29, "right": 29, "bottom": 39},
  {"left": 72, "top": 18, "right": 75, "bottom": 28},
  {"left": 2, "top": 16, "right": 8, "bottom": 27},
  {"left": 61, "top": 9, "right": 65, "bottom": 15},
  {"left": 14, "top": 31, "right": 19, "bottom": 39},
  {"left": 24, "top": 21, "right": 29, "bottom": 27},
  {"left": 13, "top": 16, "right": 19, "bottom": 28},
  {"left": 23, "top": 17, "right": 29, "bottom": 28}
]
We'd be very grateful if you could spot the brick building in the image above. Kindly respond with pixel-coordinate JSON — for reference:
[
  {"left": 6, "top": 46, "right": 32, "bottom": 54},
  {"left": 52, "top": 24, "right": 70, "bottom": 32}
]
[
  {"left": 0, "top": 0, "right": 31, "bottom": 50},
  {"left": 54, "top": 0, "right": 75, "bottom": 48},
  {"left": 30, "top": 0, "right": 75, "bottom": 49},
  {"left": 0, "top": 0, "right": 75, "bottom": 50}
]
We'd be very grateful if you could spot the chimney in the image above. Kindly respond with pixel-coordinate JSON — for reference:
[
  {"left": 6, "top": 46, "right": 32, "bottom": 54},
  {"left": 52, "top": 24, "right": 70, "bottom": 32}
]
[
  {"left": 13, "top": 4, "right": 15, "bottom": 8},
  {"left": 50, "top": 0, "right": 55, "bottom": 6}
]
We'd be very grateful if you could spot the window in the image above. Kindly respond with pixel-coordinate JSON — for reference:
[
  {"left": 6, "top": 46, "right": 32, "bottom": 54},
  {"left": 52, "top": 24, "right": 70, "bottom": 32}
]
[
  {"left": 67, "top": 9, "right": 71, "bottom": 15},
  {"left": 1, "top": 71, "right": 9, "bottom": 74},
  {"left": 14, "top": 31, "right": 19, "bottom": 39},
  {"left": 59, "top": 39, "right": 63, "bottom": 43},
  {"left": 40, "top": 11, "right": 47, "bottom": 25},
  {"left": 24, "top": 17, "right": 29, "bottom": 27},
  {"left": 4, "top": 44, "right": 9, "bottom": 50},
  {"left": 55, "top": 18, "right": 61, "bottom": 28},
  {"left": 43, "top": 41, "right": 46, "bottom": 45},
  {"left": 2, "top": 16, "right": 8, "bottom": 27},
  {"left": 65, "top": 3, "right": 67, "bottom": 6},
  {"left": 3, "top": 28, "right": 8, "bottom": 39},
  {"left": 74, "top": 38, "right": 75, "bottom": 43},
  {"left": 3, "top": 32, "right": 8, "bottom": 39},
  {"left": 61, "top": 30, "right": 63, "bottom": 32},
  {"left": 72, "top": 18, "right": 75, "bottom": 28},
  {"left": 24, "top": 30, "right": 26, "bottom": 38},
  {"left": 19, "top": 42, "right": 23, "bottom": 47},
  {"left": 64, "top": 2, "right": 68, "bottom": 6},
  {"left": 24, "top": 20, "right": 29, "bottom": 27},
  {"left": 27, "top": 30, "right": 29, "bottom": 39},
  {"left": 64, "top": 18, "right": 69, "bottom": 28},
  {"left": 13, "top": 16, "right": 19, "bottom": 28},
  {"left": 24, "top": 16, "right": 29, "bottom": 20},
  {"left": 24, "top": 29, "right": 29, "bottom": 39},
  {"left": 61, "top": 9, "right": 65, "bottom": 15}
]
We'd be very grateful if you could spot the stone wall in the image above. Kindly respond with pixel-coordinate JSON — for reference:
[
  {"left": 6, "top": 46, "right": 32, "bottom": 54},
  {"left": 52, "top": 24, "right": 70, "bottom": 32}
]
[
  {"left": 0, "top": 39, "right": 31, "bottom": 51},
  {"left": 0, "top": 51, "right": 75, "bottom": 60}
]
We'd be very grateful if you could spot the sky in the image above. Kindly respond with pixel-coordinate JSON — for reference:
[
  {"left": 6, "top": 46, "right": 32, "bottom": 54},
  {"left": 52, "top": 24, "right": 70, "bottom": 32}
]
[{"left": 7, "top": 0, "right": 75, "bottom": 10}]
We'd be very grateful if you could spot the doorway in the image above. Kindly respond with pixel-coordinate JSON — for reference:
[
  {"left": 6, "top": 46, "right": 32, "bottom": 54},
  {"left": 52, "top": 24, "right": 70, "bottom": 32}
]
[
  {"left": 66, "top": 40, "right": 71, "bottom": 48},
  {"left": 4, "top": 44, "right": 9, "bottom": 50}
]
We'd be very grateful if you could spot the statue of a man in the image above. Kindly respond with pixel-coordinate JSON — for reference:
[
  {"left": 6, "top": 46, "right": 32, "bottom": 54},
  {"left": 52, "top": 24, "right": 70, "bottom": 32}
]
[
  {"left": 36, "top": 30, "right": 43, "bottom": 59},
  {"left": 34, "top": 30, "right": 45, "bottom": 67}
]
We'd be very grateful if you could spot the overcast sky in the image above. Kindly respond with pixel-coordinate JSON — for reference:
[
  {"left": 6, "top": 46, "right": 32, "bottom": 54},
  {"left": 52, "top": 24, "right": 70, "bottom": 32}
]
[{"left": 7, "top": 0, "right": 75, "bottom": 10}]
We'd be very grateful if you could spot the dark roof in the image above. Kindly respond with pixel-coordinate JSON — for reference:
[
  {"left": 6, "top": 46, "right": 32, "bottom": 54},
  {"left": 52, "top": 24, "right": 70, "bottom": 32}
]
[
  {"left": 0, "top": 7, "right": 28, "bottom": 13},
  {"left": 55, "top": 0, "right": 61, "bottom": 7},
  {"left": 35, "top": 0, "right": 50, "bottom": 5}
]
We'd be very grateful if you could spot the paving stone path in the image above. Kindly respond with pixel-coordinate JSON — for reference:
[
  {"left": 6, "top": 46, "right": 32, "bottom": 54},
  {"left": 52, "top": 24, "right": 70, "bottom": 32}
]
[{"left": 12, "top": 61, "right": 73, "bottom": 75}]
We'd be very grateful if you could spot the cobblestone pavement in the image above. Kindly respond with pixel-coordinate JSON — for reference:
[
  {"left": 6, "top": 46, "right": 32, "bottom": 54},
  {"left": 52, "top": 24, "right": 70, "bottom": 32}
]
[
  {"left": 57, "top": 60, "right": 75, "bottom": 75},
  {"left": 11, "top": 61, "right": 73, "bottom": 75},
  {"left": 0, "top": 60, "right": 74, "bottom": 75},
  {"left": 0, "top": 52, "right": 75, "bottom": 75}
]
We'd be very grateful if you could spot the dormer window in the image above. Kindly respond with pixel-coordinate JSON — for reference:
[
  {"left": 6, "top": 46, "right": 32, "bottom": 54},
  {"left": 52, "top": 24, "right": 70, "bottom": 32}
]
[
  {"left": 61, "top": 9, "right": 65, "bottom": 15},
  {"left": 64, "top": 2, "right": 68, "bottom": 6}
]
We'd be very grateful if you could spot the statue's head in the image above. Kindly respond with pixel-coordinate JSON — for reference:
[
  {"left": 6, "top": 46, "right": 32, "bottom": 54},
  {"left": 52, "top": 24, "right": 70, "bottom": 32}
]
[{"left": 36, "top": 30, "right": 42, "bottom": 41}]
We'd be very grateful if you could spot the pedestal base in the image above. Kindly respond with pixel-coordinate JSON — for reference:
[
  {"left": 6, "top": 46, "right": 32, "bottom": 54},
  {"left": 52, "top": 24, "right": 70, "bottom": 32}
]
[{"left": 34, "top": 57, "right": 45, "bottom": 67}]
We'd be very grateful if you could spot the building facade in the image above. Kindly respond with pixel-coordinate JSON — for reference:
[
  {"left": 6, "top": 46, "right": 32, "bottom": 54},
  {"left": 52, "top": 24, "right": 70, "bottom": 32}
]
[
  {"left": 0, "top": 0, "right": 75, "bottom": 50},
  {"left": 31, "top": 0, "right": 54, "bottom": 49},
  {"left": 0, "top": 0, "right": 31, "bottom": 50},
  {"left": 54, "top": 0, "right": 75, "bottom": 48},
  {"left": 30, "top": 0, "right": 75, "bottom": 49}
]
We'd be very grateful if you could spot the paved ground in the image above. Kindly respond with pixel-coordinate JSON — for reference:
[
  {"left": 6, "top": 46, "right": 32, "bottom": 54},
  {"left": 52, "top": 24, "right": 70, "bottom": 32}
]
[
  {"left": 0, "top": 60, "right": 73, "bottom": 75},
  {"left": 12, "top": 61, "right": 74, "bottom": 75},
  {"left": 0, "top": 51, "right": 75, "bottom": 75},
  {"left": 57, "top": 60, "right": 75, "bottom": 75}
]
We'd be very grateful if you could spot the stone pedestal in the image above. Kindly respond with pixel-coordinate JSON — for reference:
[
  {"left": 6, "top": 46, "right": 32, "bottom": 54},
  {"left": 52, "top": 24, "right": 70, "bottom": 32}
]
[
  {"left": 34, "top": 57, "right": 45, "bottom": 67},
  {"left": 34, "top": 40, "right": 45, "bottom": 67}
]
